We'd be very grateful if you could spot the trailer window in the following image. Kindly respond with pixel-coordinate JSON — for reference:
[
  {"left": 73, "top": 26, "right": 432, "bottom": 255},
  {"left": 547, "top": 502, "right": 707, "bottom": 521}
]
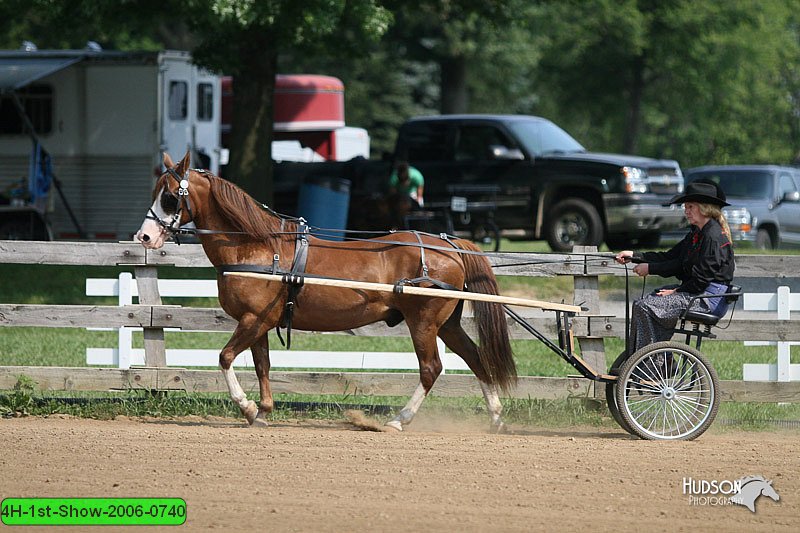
[
  {"left": 168, "top": 81, "right": 188, "bottom": 120},
  {"left": 0, "top": 84, "right": 53, "bottom": 135},
  {"left": 197, "top": 83, "right": 214, "bottom": 121}
]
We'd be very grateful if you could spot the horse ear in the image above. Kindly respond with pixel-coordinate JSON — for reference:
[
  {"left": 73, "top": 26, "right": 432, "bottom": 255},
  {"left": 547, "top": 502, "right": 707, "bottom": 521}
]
[
  {"left": 163, "top": 152, "right": 175, "bottom": 169},
  {"left": 175, "top": 150, "right": 191, "bottom": 175}
]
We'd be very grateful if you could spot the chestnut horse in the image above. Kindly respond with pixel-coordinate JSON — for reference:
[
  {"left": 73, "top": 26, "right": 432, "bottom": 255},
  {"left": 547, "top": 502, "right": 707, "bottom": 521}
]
[{"left": 136, "top": 153, "right": 516, "bottom": 431}]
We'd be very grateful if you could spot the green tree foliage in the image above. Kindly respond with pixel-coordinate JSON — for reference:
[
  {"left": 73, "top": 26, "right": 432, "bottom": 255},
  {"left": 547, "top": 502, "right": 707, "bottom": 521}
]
[
  {"left": 531, "top": 0, "right": 800, "bottom": 167},
  {"left": 385, "top": 0, "right": 523, "bottom": 114},
  {"left": 184, "top": 0, "right": 391, "bottom": 201},
  {"left": 0, "top": 0, "right": 169, "bottom": 51},
  {"left": 4, "top": 0, "right": 800, "bottom": 188}
]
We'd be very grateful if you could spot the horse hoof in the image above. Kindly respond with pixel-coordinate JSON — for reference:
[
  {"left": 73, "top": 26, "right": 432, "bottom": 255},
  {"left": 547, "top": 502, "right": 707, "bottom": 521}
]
[
  {"left": 242, "top": 400, "right": 258, "bottom": 424},
  {"left": 251, "top": 417, "right": 269, "bottom": 428},
  {"left": 384, "top": 420, "right": 403, "bottom": 432},
  {"left": 489, "top": 421, "right": 507, "bottom": 434}
]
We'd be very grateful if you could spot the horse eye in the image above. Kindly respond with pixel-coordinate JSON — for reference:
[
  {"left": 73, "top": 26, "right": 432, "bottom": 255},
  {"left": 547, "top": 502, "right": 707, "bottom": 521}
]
[{"left": 160, "top": 191, "right": 179, "bottom": 213}]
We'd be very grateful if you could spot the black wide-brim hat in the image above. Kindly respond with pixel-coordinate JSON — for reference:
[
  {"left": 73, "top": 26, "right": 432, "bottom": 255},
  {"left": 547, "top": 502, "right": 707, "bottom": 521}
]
[{"left": 667, "top": 180, "right": 730, "bottom": 207}]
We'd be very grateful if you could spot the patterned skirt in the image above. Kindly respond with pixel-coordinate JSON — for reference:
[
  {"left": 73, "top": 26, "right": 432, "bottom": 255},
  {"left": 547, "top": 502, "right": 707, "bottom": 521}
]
[{"left": 628, "top": 285, "right": 712, "bottom": 354}]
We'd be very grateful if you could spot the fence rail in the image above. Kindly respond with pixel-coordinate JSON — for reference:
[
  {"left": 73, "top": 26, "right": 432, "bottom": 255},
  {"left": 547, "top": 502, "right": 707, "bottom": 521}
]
[{"left": 2, "top": 240, "right": 800, "bottom": 402}]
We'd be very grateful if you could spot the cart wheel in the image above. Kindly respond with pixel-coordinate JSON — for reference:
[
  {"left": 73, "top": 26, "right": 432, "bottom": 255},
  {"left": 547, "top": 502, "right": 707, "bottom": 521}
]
[
  {"left": 605, "top": 382, "right": 634, "bottom": 435},
  {"left": 606, "top": 352, "right": 634, "bottom": 435},
  {"left": 614, "top": 341, "right": 720, "bottom": 441}
]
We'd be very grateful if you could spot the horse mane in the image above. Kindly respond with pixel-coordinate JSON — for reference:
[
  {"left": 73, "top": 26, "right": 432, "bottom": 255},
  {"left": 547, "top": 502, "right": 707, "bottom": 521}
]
[
  {"left": 739, "top": 475, "right": 768, "bottom": 486},
  {"left": 204, "top": 172, "right": 296, "bottom": 240}
]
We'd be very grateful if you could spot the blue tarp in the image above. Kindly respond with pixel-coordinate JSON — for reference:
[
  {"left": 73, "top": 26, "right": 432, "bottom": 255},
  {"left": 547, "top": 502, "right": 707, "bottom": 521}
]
[{"left": 28, "top": 140, "right": 52, "bottom": 210}]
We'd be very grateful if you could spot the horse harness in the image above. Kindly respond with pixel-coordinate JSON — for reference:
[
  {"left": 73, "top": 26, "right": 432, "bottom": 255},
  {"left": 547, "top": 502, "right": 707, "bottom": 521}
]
[
  {"left": 150, "top": 165, "right": 463, "bottom": 348},
  {"left": 217, "top": 221, "right": 311, "bottom": 349},
  {"left": 218, "top": 228, "right": 461, "bottom": 349}
]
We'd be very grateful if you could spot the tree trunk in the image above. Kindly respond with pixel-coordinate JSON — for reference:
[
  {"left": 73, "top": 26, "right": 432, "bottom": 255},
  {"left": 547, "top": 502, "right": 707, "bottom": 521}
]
[
  {"left": 623, "top": 54, "right": 645, "bottom": 154},
  {"left": 440, "top": 55, "right": 469, "bottom": 114},
  {"left": 228, "top": 33, "right": 277, "bottom": 204}
]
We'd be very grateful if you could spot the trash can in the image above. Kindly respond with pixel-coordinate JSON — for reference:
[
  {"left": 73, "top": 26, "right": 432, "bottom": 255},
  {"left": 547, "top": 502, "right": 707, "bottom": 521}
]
[{"left": 297, "top": 176, "right": 351, "bottom": 241}]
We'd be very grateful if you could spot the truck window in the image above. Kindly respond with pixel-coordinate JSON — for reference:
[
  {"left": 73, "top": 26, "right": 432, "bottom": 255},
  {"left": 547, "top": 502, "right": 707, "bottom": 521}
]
[
  {"left": 168, "top": 81, "right": 188, "bottom": 120},
  {"left": 778, "top": 173, "right": 798, "bottom": 197},
  {"left": 507, "top": 119, "right": 584, "bottom": 156},
  {"left": 197, "top": 83, "right": 214, "bottom": 121},
  {"left": 0, "top": 84, "right": 53, "bottom": 135},
  {"left": 689, "top": 170, "right": 772, "bottom": 199},
  {"left": 455, "top": 125, "right": 514, "bottom": 161},
  {"left": 399, "top": 122, "right": 451, "bottom": 162}
]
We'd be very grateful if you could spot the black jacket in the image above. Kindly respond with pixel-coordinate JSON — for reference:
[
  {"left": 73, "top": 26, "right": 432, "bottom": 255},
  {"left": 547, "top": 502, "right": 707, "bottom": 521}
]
[{"left": 632, "top": 218, "right": 735, "bottom": 294}]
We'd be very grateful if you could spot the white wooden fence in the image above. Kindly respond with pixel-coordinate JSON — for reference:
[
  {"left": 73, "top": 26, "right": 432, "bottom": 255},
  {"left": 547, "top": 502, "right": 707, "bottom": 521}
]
[
  {"left": 743, "top": 287, "right": 800, "bottom": 382},
  {"left": 84, "top": 272, "right": 465, "bottom": 371},
  {"left": 2, "top": 240, "right": 800, "bottom": 402}
]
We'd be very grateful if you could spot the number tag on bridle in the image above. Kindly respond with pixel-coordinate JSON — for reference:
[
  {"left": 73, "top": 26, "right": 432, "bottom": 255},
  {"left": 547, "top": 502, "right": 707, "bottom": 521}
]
[{"left": 178, "top": 179, "right": 189, "bottom": 196}]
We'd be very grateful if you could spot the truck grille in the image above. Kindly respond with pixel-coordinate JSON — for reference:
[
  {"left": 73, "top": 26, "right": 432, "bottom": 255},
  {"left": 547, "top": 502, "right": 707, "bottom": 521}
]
[{"left": 647, "top": 167, "right": 683, "bottom": 195}]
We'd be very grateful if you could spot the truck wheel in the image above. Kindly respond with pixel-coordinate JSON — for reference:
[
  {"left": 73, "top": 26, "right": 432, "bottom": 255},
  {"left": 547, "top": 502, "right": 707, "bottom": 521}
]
[
  {"left": 755, "top": 228, "right": 775, "bottom": 250},
  {"left": 545, "top": 198, "right": 602, "bottom": 252},
  {"left": 471, "top": 221, "right": 501, "bottom": 252}
]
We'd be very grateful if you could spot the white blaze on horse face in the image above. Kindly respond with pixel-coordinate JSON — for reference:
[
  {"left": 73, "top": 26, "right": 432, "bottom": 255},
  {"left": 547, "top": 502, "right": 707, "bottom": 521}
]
[{"left": 135, "top": 187, "right": 172, "bottom": 249}]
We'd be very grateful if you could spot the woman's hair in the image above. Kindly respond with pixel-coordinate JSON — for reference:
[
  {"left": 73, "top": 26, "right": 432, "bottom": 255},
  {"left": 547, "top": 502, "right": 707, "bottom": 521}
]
[{"left": 699, "top": 203, "right": 732, "bottom": 240}]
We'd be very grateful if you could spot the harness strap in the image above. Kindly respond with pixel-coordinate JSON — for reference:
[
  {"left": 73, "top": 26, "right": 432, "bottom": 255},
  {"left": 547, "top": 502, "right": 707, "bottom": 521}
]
[
  {"left": 280, "top": 221, "right": 310, "bottom": 349},
  {"left": 394, "top": 276, "right": 458, "bottom": 293},
  {"left": 411, "top": 230, "right": 429, "bottom": 278},
  {"left": 393, "top": 233, "right": 462, "bottom": 293}
]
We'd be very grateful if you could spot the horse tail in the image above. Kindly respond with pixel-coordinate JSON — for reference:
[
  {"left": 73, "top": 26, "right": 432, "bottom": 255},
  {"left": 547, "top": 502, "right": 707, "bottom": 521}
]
[{"left": 458, "top": 240, "right": 517, "bottom": 393}]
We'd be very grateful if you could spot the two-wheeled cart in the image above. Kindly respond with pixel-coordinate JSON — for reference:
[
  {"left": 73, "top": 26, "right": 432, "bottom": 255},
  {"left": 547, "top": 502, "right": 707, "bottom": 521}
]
[{"left": 227, "top": 269, "right": 742, "bottom": 441}]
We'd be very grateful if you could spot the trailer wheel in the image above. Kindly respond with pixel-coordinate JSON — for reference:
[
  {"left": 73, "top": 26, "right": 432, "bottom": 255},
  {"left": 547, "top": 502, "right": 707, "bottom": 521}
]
[
  {"left": 544, "top": 198, "right": 602, "bottom": 252},
  {"left": 615, "top": 341, "right": 719, "bottom": 440}
]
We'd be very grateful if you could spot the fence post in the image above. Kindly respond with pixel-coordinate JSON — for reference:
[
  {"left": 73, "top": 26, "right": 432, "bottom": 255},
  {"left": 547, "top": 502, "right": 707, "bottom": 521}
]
[
  {"left": 572, "top": 245, "right": 606, "bottom": 399},
  {"left": 134, "top": 265, "right": 166, "bottom": 367},
  {"left": 118, "top": 272, "right": 133, "bottom": 369}
]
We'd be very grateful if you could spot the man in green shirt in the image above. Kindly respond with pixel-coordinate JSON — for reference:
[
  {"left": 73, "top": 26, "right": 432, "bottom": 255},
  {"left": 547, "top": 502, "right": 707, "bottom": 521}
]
[{"left": 389, "top": 161, "right": 424, "bottom": 207}]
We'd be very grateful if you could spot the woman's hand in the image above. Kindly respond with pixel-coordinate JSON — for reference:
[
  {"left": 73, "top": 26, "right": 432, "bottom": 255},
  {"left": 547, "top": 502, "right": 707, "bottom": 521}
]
[
  {"left": 633, "top": 263, "right": 649, "bottom": 277},
  {"left": 656, "top": 288, "right": 676, "bottom": 296},
  {"left": 615, "top": 250, "right": 633, "bottom": 264}
]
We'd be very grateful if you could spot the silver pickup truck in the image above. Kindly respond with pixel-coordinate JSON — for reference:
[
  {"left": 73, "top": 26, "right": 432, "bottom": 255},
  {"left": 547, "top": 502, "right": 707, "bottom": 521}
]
[{"left": 685, "top": 165, "right": 800, "bottom": 249}]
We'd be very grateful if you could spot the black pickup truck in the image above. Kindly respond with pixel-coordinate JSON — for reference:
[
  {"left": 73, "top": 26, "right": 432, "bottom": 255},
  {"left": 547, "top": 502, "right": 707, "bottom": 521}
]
[{"left": 273, "top": 114, "right": 687, "bottom": 251}]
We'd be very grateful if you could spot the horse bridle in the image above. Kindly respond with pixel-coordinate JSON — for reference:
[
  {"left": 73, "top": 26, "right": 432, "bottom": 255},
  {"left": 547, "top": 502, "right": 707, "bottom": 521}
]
[{"left": 146, "top": 165, "right": 196, "bottom": 242}]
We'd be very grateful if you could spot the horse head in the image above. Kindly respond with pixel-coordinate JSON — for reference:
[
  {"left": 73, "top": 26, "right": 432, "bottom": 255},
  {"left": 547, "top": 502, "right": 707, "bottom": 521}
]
[
  {"left": 136, "top": 151, "right": 208, "bottom": 249},
  {"left": 731, "top": 475, "right": 780, "bottom": 512},
  {"left": 760, "top": 479, "right": 780, "bottom": 502}
]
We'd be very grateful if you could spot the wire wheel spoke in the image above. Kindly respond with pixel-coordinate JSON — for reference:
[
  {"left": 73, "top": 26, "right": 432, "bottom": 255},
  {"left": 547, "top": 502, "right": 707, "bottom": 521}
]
[{"left": 616, "top": 342, "right": 719, "bottom": 440}]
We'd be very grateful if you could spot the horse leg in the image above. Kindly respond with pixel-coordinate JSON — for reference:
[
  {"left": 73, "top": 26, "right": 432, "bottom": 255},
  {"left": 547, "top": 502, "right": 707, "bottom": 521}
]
[
  {"left": 219, "top": 315, "right": 269, "bottom": 425},
  {"left": 250, "top": 333, "right": 273, "bottom": 427},
  {"left": 438, "top": 320, "right": 506, "bottom": 433},
  {"left": 385, "top": 324, "right": 442, "bottom": 431}
]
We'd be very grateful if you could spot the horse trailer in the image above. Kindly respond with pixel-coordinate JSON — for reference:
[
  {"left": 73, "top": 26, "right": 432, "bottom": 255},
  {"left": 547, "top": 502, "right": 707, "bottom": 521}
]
[{"left": 0, "top": 48, "right": 224, "bottom": 240}]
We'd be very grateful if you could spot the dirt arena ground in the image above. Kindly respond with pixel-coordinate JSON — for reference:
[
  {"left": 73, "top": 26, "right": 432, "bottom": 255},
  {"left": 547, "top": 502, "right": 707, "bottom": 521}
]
[{"left": 1, "top": 414, "right": 797, "bottom": 532}]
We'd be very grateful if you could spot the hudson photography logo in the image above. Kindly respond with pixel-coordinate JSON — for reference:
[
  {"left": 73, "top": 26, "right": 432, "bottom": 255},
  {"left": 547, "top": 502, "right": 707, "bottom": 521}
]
[{"left": 682, "top": 475, "right": 780, "bottom": 512}]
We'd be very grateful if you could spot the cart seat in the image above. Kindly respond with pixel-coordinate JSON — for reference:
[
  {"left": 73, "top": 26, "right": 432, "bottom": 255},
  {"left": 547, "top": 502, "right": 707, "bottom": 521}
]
[
  {"left": 683, "top": 308, "right": 723, "bottom": 326},
  {"left": 676, "top": 285, "right": 742, "bottom": 348},
  {"left": 682, "top": 285, "right": 742, "bottom": 325}
]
